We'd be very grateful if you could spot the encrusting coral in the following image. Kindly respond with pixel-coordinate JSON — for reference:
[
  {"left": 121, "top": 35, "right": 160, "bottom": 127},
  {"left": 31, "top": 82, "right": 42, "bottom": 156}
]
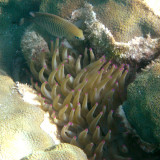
[
  {"left": 30, "top": 38, "right": 129, "bottom": 159},
  {"left": 122, "top": 60, "right": 160, "bottom": 149}
]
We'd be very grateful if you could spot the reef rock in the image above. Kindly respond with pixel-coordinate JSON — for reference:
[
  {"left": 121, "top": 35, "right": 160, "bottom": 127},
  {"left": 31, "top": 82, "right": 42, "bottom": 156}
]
[
  {"left": 21, "top": 25, "right": 50, "bottom": 67},
  {"left": 39, "top": 0, "right": 160, "bottom": 64}
]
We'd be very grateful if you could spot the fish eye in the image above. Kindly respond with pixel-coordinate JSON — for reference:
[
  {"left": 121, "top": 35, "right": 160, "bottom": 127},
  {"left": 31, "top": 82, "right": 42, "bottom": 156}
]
[{"left": 75, "top": 36, "right": 80, "bottom": 40}]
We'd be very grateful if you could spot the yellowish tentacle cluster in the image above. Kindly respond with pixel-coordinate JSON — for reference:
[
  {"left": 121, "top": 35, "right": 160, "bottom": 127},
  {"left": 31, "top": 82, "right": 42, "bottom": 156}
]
[{"left": 30, "top": 38, "right": 129, "bottom": 159}]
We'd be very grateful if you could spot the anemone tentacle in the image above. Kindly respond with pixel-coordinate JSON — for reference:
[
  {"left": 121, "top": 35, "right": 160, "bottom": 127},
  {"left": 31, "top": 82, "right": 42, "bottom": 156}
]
[{"left": 30, "top": 38, "right": 129, "bottom": 159}]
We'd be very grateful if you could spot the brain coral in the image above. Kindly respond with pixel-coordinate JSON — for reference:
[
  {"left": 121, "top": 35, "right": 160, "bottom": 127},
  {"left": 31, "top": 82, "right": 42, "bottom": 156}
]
[
  {"left": 123, "top": 61, "right": 160, "bottom": 146},
  {"left": 30, "top": 38, "right": 130, "bottom": 159}
]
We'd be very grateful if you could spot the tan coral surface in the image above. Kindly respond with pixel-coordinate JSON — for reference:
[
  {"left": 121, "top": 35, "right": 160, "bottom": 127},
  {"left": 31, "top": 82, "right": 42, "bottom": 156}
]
[
  {"left": 21, "top": 143, "right": 88, "bottom": 160},
  {"left": 0, "top": 74, "right": 55, "bottom": 160}
]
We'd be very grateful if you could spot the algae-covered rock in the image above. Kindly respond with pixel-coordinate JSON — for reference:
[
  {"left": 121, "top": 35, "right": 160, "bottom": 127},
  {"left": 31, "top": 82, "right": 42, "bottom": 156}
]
[{"left": 123, "top": 62, "right": 160, "bottom": 146}]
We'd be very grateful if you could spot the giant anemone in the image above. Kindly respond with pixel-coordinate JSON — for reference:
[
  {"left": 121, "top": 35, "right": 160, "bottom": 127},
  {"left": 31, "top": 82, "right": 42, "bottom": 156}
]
[{"left": 30, "top": 38, "right": 130, "bottom": 160}]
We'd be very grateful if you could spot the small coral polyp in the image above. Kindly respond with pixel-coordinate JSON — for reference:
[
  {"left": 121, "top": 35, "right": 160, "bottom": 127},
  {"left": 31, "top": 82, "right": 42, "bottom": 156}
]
[{"left": 30, "top": 38, "right": 129, "bottom": 159}]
